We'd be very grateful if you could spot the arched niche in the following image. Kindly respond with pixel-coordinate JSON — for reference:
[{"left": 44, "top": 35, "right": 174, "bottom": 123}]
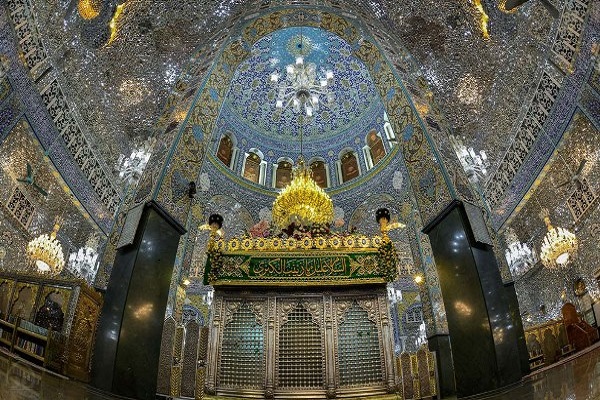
[
  {"left": 308, "top": 157, "right": 329, "bottom": 189},
  {"left": 363, "top": 129, "right": 386, "bottom": 169},
  {"left": 216, "top": 132, "right": 238, "bottom": 169},
  {"left": 242, "top": 149, "right": 267, "bottom": 185},
  {"left": 383, "top": 112, "right": 397, "bottom": 145}
]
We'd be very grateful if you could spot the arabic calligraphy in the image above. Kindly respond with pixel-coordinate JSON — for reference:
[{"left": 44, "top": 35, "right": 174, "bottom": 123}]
[{"left": 252, "top": 256, "right": 348, "bottom": 278}]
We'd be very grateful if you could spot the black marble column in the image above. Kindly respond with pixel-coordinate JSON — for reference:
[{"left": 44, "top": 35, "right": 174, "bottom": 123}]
[
  {"left": 504, "top": 281, "right": 531, "bottom": 376},
  {"left": 427, "top": 334, "right": 455, "bottom": 397},
  {"left": 423, "top": 201, "right": 525, "bottom": 398},
  {"left": 91, "top": 201, "right": 185, "bottom": 400}
]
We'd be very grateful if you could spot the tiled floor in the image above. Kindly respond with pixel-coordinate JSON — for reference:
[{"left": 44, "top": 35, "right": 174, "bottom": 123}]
[{"left": 1, "top": 346, "right": 599, "bottom": 400}]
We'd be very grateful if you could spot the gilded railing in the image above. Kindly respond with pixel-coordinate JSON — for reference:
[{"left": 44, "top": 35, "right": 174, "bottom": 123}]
[{"left": 397, "top": 347, "right": 438, "bottom": 399}]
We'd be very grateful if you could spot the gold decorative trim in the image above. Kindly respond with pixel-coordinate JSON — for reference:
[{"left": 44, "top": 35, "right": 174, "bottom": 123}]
[{"left": 214, "top": 236, "right": 383, "bottom": 253}]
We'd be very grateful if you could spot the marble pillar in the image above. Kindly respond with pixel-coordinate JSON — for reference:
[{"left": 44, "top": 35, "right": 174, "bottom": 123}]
[
  {"left": 91, "top": 201, "right": 186, "bottom": 400},
  {"left": 423, "top": 201, "right": 526, "bottom": 398}
]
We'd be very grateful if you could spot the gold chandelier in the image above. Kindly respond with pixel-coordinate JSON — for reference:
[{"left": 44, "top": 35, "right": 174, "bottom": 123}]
[
  {"left": 77, "top": 0, "right": 102, "bottom": 20},
  {"left": 272, "top": 155, "right": 333, "bottom": 229},
  {"left": 539, "top": 210, "right": 578, "bottom": 269},
  {"left": 27, "top": 218, "right": 65, "bottom": 276}
]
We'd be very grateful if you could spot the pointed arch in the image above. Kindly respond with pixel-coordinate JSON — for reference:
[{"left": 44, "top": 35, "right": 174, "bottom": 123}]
[{"left": 153, "top": 8, "right": 456, "bottom": 228}]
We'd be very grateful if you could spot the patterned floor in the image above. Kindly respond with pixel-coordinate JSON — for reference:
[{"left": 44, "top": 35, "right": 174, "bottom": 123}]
[{"left": 0, "top": 345, "right": 599, "bottom": 399}]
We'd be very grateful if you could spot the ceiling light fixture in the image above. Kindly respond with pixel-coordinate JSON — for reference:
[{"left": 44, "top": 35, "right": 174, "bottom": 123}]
[
  {"left": 116, "top": 136, "right": 155, "bottom": 184},
  {"left": 471, "top": 0, "right": 490, "bottom": 39},
  {"left": 27, "top": 217, "right": 65, "bottom": 276},
  {"left": 504, "top": 227, "right": 538, "bottom": 277},
  {"left": 539, "top": 209, "right": 578, "bottom": 269},
  {"left": 107, "top": 3, "right": 126, "bottom": 45},
  {"left": 270, "top": 27, "right": 334, "bottom": 117},
  {"left": 449, "top": 135, "right": 490, "bottom": 183},
  {"left": 67, "top": 235, "right": 100, "bottom": 285},
  {"left": 272, "top": 118, "right": 333, "bottom": 229},
  {"left": 272, "top": 155, "right": 334, "bottom": 229},
  {"left": 77, "top": 0, "right": 102, "bottom": 20}
]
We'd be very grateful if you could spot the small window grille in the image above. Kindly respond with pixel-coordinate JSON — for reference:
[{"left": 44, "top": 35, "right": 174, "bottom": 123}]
[
  {"left": 404, "top": 306, "right": 423, "bottom": 324},
  {"left": 7, "top": 187, "right": 34, "bottom": 228}
]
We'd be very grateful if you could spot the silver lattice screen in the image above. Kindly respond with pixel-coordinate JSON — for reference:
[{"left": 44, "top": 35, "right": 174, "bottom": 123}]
[
  {"left": 338, "top": 302, "right": 383, "bottom": 386},
  {"left": 207, "top": 290, "right": 396, "bottom": 398},
  {"left": 278, "top": 304, "right": 324, "bottom": 389},
  {"left": 219, "top": 303, "right": 264, "bottom": 389}
]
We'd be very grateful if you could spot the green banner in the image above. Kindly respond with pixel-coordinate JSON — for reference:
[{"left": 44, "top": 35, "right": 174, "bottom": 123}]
[{"left": 204, "top": 244, "right": 397, "bottom": 286}]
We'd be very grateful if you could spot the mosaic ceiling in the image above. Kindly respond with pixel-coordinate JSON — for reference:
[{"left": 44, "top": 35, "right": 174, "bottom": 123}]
[
  {"left": 23, "top": 0, "right": 560, "bottom": 189},
  {"left": 222, "top": 27, "right": 381, "bottom": 148},
  {"left": 507, "top": 111, "right": 600, "bottom": 323},
  {"left": 0, "top": 120, "right": 100, "bottom": 268},
  {"left": 2, "top": 0, "right": 596, "bottom": 242},
  {"left": 2, "top": 0, "right": 594, "bottom": 324}
]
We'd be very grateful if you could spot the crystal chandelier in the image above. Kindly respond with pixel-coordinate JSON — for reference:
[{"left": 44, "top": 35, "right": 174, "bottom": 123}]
[
  {"left": 539, "top": 209, "right": 578, "bottom": 269},
  {"left": 68, "top": 235, "right": 100, "bottom": 285},
  {"left": 270, "top": 29, "right": 334, "bottom": 117},
  {"left": 449, "top": 135, "right": 490, "bottom": 183},
  {"left": 504, "top": 227, "right": 538, "bottom": 277},
  {"left": 27, "top": 218, "right": 65, "bottom": 275},
  {"left": 116, "top": 136, "right": 155, "bottom": 184},
  {"left": 272, "top": 155, "right": 334, "bottom": 229}
]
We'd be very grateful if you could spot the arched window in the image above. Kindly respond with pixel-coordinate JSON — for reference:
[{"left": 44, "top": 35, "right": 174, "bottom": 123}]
[
  {"left": 243, "top": 152, "right": 261, "bottom": 183},
  {"left": 338, "top": 151, "right": 360, "bottom": 184},
  {"left": 309, "top": 159, "right": 329, "bottom": 189},
  {"left": 242, "top": 149, "right": 266, "bottom": 185},
  {"left": 274, "top": 159, "right": 293, "bottom": 188},
  {"left": 217, "top": 134, "right": 234, "bottom": 167},
  {"left": 364, "top": 130, "right": 386, "bottom": 169}
]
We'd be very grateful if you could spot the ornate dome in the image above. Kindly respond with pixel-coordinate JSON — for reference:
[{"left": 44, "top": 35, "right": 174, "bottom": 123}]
[{"left": 220, "top": 27, "right": 382, "bottom": 156}]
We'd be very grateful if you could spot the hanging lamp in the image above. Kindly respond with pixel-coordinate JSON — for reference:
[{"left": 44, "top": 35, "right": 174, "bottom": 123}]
[{"left": 539, "top": 209, "right": 578, "bottom": 269}]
